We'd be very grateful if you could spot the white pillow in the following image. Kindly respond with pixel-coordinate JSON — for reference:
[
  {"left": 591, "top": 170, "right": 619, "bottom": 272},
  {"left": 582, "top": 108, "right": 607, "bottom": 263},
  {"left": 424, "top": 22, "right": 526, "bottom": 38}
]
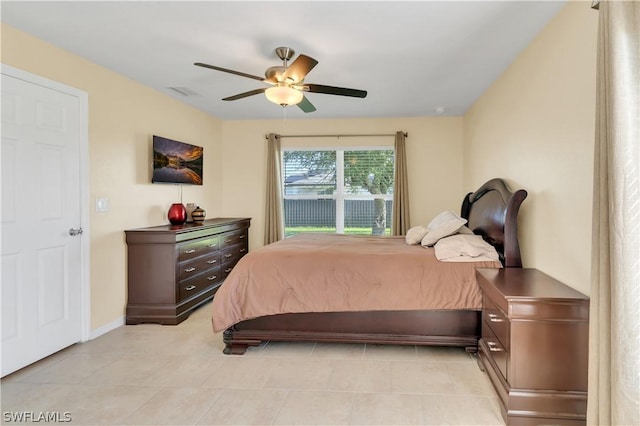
[
  {"left": 420, "top": 211, "right": 468, "bottom": 247},
  {"left": 405, "top": 225, "right": 429, "bottom": 245}
]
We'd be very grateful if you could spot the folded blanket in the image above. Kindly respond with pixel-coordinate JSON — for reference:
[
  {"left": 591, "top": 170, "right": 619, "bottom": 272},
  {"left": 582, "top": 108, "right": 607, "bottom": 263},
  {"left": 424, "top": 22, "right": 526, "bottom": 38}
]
[{"left": 434, "top": 234, "right": 501, "bottom": 263}]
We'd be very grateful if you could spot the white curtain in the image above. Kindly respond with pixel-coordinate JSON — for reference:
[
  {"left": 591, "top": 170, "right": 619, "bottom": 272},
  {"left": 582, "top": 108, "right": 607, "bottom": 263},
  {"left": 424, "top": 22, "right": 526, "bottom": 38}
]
[
  {"left": 264, "top": 133, "right": 284, "bottom": 244},
  {"left": 588, "top": 1, "right": 640, "bottom": 425}
]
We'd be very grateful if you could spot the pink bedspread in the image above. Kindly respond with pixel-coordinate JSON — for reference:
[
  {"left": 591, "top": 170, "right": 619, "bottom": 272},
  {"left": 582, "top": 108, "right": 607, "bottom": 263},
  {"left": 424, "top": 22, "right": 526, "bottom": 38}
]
[{"left": 211, "top": 233, "right": 501, "bottom": 332}]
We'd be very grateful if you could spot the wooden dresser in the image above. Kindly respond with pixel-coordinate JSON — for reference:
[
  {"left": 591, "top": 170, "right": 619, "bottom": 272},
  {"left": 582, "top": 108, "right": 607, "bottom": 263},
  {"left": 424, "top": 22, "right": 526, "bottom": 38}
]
[
  {"left": 125, "top": 217, "right": 251, "bottom": 325},
  {"left": 476, "top": 268, "right": 589, "bottom": 426}
]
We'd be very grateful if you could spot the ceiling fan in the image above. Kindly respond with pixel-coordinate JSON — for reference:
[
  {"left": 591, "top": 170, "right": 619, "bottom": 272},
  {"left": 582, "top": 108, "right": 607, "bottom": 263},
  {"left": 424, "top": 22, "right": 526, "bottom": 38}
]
[{"left": 194, "top": 47, "right": 367, "bottom": 113}]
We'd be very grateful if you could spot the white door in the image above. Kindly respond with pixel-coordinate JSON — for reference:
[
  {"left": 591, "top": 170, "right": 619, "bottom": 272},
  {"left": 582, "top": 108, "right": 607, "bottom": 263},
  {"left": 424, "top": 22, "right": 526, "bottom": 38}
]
[{"left": 1, "top": 67, "right": 88, "bottom": 377}]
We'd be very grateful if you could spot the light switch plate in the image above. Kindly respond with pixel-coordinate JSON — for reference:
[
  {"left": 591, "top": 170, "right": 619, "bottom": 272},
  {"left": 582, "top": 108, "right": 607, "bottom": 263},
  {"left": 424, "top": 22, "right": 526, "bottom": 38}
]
[{"left": 96, "top": 197, "right": 110, "bottom": 212}]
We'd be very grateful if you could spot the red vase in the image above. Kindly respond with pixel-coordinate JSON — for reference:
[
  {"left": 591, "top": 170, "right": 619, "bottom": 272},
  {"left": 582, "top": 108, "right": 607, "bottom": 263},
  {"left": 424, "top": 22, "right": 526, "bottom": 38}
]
[{"left": 167, "top": 203, "right": 187, "bottom": 225}]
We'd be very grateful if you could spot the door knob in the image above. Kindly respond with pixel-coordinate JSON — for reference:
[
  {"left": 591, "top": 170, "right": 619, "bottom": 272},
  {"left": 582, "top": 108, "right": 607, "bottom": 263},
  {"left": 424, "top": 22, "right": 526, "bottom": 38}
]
[{"left": 69, "top": 228, "right": 83, "bottom": 236}]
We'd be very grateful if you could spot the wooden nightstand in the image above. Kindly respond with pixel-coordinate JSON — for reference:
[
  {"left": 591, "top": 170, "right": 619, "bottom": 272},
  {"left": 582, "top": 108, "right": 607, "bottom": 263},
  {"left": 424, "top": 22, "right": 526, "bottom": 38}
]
[{"left": 476, "top": 268, "right": 589, "bottom": 426}]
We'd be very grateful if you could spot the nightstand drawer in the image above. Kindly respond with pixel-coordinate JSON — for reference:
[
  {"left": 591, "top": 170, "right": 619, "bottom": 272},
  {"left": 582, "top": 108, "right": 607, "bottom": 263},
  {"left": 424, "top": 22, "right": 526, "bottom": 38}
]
[
  {"left": 482, "top": 323, "right": 508, "bottom": 380},
  {"left": 482, "top": 295, "right": 509, "bottom": 350},
  {"left": 178, "top": 252, "right": 220, "bottom": 281}
]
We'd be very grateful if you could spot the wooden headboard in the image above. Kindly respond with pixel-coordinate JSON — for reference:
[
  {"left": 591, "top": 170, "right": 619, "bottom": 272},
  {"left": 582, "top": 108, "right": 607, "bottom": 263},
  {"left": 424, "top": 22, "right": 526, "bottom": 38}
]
[{"left": 460, "top": 178, "right": 527, "bottom": 268}]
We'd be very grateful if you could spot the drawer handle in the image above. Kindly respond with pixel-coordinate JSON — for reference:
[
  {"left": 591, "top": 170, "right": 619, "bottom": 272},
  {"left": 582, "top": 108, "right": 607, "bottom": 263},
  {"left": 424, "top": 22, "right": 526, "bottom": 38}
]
[
  {"left": 240, "top": 248, "right": 246, "bottom": 253},
  {"left": 239, "top": 235, "right": 245, "bottom": 239},
  {"left": 225, "top": 238, "right": 233, "bottom": 243},
  {"left": 488, "top": 313, "right": 504, "bottom": 323},
  {"left": 225, "top": 268, "right": 232, "bottom": 273},
  {"left": 487, "top": 341, "right": 503, "bottom": 352},
  {"left": 207, "top": 244, "right": 217, "bottom": 248},
  {"left": 185, "top": 285, "right": 196, "bottom": 291},
  {"left": 207, "top": 259, "right": 217, "bottom": 264},
  {"left": 184, "top": 249, "right": 196, "bottom": 254},
  {"left": 184, "top": 267, "right": 196, "bottom": 273},
  {"left": 224, "top": 254, "right": 232, "bottom": 258},
  {"left": 207, "top": 275, "right": 217, "bottom": 281}
]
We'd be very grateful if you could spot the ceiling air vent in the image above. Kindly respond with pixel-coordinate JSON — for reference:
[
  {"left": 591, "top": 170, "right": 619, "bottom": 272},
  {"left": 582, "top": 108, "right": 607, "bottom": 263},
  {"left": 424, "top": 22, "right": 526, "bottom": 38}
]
[{"left": 167, "top": 87, "right": 198, "bottom": 96}]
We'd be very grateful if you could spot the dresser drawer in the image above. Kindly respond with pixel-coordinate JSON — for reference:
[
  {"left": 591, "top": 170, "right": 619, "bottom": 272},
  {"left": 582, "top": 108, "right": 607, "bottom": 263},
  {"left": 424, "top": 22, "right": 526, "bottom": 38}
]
[
  {"left": 221, "top": 244, "right": 247, "bottom": 263},
  {"left": 178, "top": 252, "right": 220, "bottom": 282},
  {"left": 221, "top": 263, "right": 237, "bottom": 280},
  {"left": 220, "top": 229, "right": 248, "bottom": 249},
  {"left": 178, "top": 236, "right": 220, "bottom": 262},
  {"left": 221, "top": 259, "right": 241, "bottom": 277},
  {"left": 483, "top": 295, "right": 509, "bottom": 350},
  {"left": 178, "top": 267, "right": 222, "bottom": 301},
  {"left": 221, "top": 249, "right": 247, "bottom": 279},
  {"left": 482, "top": 322, "right": 509, "bottom": 380}
]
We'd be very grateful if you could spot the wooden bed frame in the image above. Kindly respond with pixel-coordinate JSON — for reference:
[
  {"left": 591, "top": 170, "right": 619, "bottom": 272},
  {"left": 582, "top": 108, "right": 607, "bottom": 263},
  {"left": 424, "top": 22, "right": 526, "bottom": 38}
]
[{"left": 221, "top": 178, "right": 527, "bottom": 355}]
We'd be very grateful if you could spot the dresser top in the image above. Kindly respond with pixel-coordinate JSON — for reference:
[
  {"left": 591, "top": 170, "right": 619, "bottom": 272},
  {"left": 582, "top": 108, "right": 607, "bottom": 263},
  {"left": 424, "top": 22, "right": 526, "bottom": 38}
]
[
  {"left": 126, "top": 217, "right": 251, "bottom": 234},
  {"left": 125, "top": 217, "right": 251, "bottom": 244},
  {"left": 476, "top": 268, "right": 588, "bottom": 301}
]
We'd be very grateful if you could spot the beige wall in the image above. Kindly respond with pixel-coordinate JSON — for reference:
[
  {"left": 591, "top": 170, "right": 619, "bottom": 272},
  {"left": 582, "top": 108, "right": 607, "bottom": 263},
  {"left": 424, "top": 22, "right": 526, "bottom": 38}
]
[
  {"left": 1, "top": 24, "right": 224, "bottom": 330},
  {"left": 463, "top": 2, "right": 598, "bottom": 295},
  {"left": 221, "top": 117, "right": 464, "bottom": 249}
]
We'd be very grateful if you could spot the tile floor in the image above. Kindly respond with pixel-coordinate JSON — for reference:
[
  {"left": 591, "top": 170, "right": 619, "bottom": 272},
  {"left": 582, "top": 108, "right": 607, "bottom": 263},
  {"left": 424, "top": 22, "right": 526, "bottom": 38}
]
[{"left": 1, "top": 302, "right": 504, "bottom": 425}]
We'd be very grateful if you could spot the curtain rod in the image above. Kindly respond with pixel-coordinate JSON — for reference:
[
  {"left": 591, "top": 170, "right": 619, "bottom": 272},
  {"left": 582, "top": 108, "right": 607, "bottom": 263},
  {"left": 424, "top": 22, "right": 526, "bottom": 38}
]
[{"left": 265, "top": 132, "right": 407, "bottom": 139}]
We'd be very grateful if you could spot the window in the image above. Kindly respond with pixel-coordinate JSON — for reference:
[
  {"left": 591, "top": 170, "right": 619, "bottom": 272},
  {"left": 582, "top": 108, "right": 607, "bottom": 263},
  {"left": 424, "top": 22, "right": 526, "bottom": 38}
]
[{"left": 283, "top": 148, "right": 394, "bottom": 236}]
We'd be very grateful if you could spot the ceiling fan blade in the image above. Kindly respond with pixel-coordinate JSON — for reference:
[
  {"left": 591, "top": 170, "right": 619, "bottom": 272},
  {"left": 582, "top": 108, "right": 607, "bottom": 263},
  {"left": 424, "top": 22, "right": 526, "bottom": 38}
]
[
  {"left": 305, "top": 84, "right": 367, "bottom": 98},
  {"left": 282, "top": 54, "right": 318, "bottom": 83},
  {"left": 297, "top": 96, "right": 316, "bottom": 113},
  {"left": 194, "top": 62, "right": 265, "bottom": 82},
  {"left": 222, "top": 88, "right": 267, "bottom": 101}
]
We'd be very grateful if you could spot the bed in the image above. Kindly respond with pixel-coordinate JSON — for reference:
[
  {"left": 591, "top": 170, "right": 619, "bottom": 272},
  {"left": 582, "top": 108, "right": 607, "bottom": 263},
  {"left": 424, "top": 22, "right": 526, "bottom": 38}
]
[{"left": 212, "top": 178, "right": 527, "bottom": 355}]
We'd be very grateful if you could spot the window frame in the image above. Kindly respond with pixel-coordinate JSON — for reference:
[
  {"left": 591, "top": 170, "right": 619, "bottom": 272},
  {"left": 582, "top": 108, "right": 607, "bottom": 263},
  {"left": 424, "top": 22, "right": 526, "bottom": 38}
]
[{"left": 282, "top": 146, "right": 395, "bottom": 235}]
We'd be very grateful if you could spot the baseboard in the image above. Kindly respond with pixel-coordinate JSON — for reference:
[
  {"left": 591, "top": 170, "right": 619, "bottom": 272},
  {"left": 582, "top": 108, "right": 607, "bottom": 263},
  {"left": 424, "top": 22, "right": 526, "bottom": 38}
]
[{"left": 88, "top": 316, "right": 125, "bottom": 340}]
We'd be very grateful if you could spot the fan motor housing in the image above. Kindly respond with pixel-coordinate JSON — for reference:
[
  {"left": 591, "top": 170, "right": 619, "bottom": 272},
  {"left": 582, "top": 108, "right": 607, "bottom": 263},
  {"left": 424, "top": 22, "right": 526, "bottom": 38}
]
[{"left": 265, "top": 66, "right": 287, "bottom": 82}]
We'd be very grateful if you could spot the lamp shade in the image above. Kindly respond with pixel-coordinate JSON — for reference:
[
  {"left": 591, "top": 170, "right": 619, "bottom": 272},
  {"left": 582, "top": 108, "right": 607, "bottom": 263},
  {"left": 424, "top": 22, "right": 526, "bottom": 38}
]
[{"left": 265, "top": 86, "right": 303, "bottom": 106}]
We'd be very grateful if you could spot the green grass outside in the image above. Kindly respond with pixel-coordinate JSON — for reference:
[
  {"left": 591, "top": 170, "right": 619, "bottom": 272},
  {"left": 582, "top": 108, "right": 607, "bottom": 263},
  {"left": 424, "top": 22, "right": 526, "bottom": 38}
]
[{"left": 285, "top": 226, "right": 391, "bottom": 237}]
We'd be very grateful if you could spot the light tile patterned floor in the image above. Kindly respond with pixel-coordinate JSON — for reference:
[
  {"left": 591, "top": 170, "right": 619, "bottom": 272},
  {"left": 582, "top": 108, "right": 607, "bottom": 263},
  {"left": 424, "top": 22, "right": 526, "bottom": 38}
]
[{"left": 1, "top": 302, "right": 504, "bottom": 425}]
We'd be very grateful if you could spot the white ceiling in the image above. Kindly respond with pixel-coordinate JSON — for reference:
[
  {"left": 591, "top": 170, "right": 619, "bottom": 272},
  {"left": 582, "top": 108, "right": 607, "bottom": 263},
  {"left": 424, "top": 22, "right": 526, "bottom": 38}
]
[{"left": 1, "top": 1, "right": 566, "bottom": 120}]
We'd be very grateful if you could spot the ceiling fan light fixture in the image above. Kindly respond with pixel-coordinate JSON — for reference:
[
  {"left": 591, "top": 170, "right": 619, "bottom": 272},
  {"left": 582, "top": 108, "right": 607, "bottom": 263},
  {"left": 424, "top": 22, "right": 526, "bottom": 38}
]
[
  {"left": 265, "top": 85, "right": 303, "bottom": 107},
  {"left": 195, "top": 47, "right": 366, "bottom": 113}
]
